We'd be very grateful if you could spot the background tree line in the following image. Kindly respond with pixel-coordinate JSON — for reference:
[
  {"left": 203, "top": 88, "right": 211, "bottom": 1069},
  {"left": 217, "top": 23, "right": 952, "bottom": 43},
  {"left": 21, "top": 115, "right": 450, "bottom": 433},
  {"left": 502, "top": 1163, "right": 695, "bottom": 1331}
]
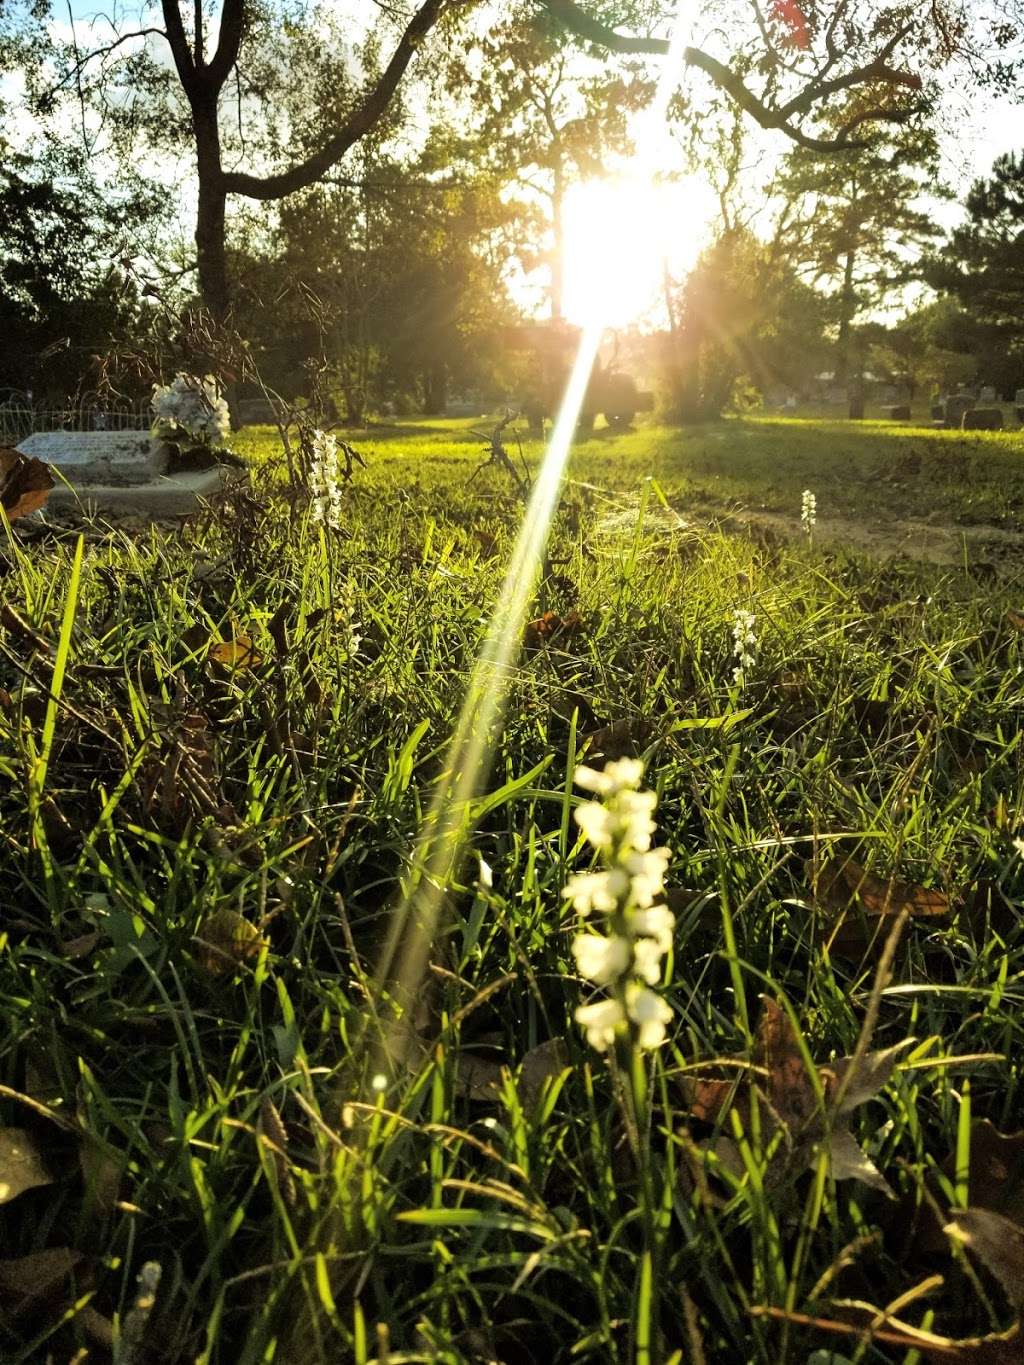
[{"left": 1, "top": 1, "right": 1023, "bottom": 415}]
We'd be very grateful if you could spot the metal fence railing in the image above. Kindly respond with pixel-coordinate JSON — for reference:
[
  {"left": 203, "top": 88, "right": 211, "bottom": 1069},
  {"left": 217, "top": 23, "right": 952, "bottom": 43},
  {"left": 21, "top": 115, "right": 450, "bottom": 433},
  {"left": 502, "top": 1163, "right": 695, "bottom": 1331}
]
[{"left": 0, "top": 392, "right": 150, "bottom": 445}]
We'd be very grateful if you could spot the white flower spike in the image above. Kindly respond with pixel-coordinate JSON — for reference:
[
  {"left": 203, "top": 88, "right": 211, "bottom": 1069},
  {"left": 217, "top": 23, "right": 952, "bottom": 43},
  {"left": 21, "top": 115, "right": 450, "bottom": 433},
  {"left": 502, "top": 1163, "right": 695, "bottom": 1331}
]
[{"left": 567, "top": 758, "right": 674, "bottom": 1054}]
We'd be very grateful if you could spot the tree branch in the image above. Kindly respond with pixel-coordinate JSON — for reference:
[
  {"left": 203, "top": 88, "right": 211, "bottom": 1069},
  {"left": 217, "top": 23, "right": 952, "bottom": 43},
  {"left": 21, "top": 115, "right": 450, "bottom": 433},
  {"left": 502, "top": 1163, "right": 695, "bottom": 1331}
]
[
  {"left": 221, "top": 0, "right": 448, "bottom": 200},
  {"left": 206, "top": 0, "right": 245, "bottom": 89},
  {"left": 160, "top": 0, "right": 196, "bottom": 87},
  {"left": 538, "top": 0, "right": 924, "bottom": 151}
]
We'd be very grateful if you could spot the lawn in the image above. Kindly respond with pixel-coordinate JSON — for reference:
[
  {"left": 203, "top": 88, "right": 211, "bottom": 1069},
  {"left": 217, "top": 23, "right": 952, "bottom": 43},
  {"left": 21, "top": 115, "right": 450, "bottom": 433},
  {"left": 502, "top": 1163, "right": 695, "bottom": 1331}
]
[{"left": 1, "top": 416, "right": 1023, "bottom": 1363}]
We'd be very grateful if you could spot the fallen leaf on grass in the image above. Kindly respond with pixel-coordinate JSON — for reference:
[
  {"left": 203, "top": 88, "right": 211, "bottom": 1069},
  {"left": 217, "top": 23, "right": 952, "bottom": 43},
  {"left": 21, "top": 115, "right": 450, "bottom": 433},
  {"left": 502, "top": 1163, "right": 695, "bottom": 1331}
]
[
  {"left": 582, "top": 717, "right": 657, "bottom": 761},
  {"left": 1005, "top": 610, "right": 1024, "bottom": 633},
  {"left": 0, "top": 447, "right": 54, "bottom": 520},
  {"left": 947, "top": 1208, "right": 1024, "bottom": 1310},
  {"left": 0, "top": 602, "right": 53, "bottom": 654},
  {"left": 209, "top": 633, "right": 262, "bottom": 668},
  {"left": 523, "top": 610, "right": 584, "bottom": 651},
  {"left": 0, "top": 1247, "right": 85, "bottom": 1321},
  {"left": 679, "top": 997, "right": 911, "bottom": 1194},
  {"left": 0, "top": 1126, "right": 53, "bottom": 1204},
  {"left": 454, "top": 1038, "right": 570, "bottom": 1107},
  {"left": 812, "top": 855, "right": 949, "bottom": 958},
  {"left": 193, "top": 909, "right": 267, "bottom": 975}
]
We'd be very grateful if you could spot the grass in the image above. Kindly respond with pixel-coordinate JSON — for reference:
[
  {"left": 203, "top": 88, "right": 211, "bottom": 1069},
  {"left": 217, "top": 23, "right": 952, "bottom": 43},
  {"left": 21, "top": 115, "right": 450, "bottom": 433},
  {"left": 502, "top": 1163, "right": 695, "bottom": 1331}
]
[{"left": 1, "top": 415, "right": 1023, "bottom": 1363}]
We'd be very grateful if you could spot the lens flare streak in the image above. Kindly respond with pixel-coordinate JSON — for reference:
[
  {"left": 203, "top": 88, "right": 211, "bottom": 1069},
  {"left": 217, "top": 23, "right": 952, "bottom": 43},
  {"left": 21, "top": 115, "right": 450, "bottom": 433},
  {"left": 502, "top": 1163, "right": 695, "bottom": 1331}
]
[{"left": 372, "top": 0, "right": 695, "bottom": 1071}]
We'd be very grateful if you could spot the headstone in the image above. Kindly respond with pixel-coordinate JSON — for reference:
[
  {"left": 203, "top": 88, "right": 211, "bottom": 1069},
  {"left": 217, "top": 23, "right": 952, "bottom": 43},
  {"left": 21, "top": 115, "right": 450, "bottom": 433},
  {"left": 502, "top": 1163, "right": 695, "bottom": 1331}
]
[
  {"left": 885, "top": 404, "right": 912, "bottom": 421},
  {"left": 17, "top": 430, "right": 164, "bottom": 485},
  {"left": 16, "top": 429, "right": 238, "bottom": 518},
  {"left": 962, "top": 408, "right": 1004, "bottom": 431},
  {"left": 979, "top": 385, "right": 997, "bottom": 403},
  {"left": 944, "top": 394, "right": 973, "bottom": 429},
  {"left": 1015, "top": 388, "right": 1024, "bottom": 407},
  {"left": 930, "top": 402, "right": 945, "bottom": 421}
]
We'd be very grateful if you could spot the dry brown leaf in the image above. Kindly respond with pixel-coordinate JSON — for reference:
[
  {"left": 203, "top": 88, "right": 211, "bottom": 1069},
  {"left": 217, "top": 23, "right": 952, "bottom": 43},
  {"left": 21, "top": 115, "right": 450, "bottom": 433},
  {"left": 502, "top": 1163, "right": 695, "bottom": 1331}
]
[
  {"left": 523, "top": 609, "right": 584, "bottom": 651},
  {"left": 518, "top": 1038, "right": 570, "bottom": 1107},
  {"left": 0, "top": 602, "right": 53, "bottom": 655},
  {"left": 209, "top": 633, "right": 263, "bottom": 668},
  {"left": 0, "top": 1126, "right": 53, "bottom": 1204},
  {"left": 79, "top": 1133, "right": 123, "bottom": 1215},
  {"left": 61, "top": 931, "right": 101, "bottom": 960},
  {"left": 0, "top": 1247, "right": 85, "bottom": 1321},
  {"left": 0, "top": 447, "right": 54, "bottom": 520},
  {"left": 257, "top": 1097, "right": 296, "bottom": 1207},
  {"left": 582, "top": 717, "right": 657, "bottom": 761},
  {"left": 1005, "top": 610, "right": 1024, "bottom": 633},
  {"left": 813, "top": 855, "right": 949, "bottom": 958},
  {"left": 679, "top": 998, "right": 910, "bottom": 1195},
  {"left": 947, "top": 1208, "right": 1024, "bottom": 1311},
  {"left": 193, "top": 909, "right": 267, "bottom": 975}
]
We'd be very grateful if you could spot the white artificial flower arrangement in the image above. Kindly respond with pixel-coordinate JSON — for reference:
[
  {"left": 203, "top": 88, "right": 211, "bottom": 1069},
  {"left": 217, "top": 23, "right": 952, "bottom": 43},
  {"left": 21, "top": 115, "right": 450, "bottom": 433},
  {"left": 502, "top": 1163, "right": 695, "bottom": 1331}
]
[
  {"left": 564, "top": 758, "right": 674, "bottom": 1054},
  {"left": 152, "top": 373, "right": 231, "bottom": 450}
]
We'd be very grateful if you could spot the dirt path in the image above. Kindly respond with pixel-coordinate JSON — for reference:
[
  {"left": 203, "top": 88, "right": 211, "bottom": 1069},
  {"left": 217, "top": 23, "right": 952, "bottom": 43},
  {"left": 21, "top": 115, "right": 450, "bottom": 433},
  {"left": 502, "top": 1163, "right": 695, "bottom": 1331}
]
[{"left": 720, "top": 507, "right": 1024, "bottom": 572}]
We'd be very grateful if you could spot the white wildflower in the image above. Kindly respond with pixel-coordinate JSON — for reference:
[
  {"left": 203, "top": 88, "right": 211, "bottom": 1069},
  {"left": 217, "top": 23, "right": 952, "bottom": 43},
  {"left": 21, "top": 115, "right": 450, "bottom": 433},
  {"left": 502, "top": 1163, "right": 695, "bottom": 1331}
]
[
  {"left": 631, "top": 903, "right": 675, "bottom": 953},
  {"left": 567, "top": 758, "right": 675, "bottom": 1055},
  {"left": 801, "top": 489, "right": 817, "bottom": 534},
  {"left": 563, "top": 868, "right": 629, "bottom": 915},
  {"left": 309, "top": 429, "right": 343, "bottom": 530},
  {"left": 632, "top": 936, "right": 665, "bottom": 986},
  {"left": 622, "top": 848, "right": 669, "bottom": 905},
  {"left": 625, "top": 984, "right": 673, "bottom": 1050},
  {"left": 575, "top": 997, "right": 624, "bottom": 1052},
  {"left": 731, "top": 608, "right": 757, "bottom": 686},
  {"left": 574, "top": 758, "right": 645, "bottom": 796},
  {"left": 572, "top": 933, "right": 631, "bottom": 985},
  {"left": 574, "top": 800, "right": 616, "bottom": 849}
]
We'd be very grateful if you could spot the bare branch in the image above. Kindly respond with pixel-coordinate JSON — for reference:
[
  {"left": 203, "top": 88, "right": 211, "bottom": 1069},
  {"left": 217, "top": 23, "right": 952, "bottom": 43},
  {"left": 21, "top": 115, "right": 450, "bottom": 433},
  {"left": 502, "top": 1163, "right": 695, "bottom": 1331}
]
[
  {"left": 221, "top": 0, "right": 448, "bottom": 200},
  {"left": 538, "top": 0, "right": 926, "bottom": 151}
]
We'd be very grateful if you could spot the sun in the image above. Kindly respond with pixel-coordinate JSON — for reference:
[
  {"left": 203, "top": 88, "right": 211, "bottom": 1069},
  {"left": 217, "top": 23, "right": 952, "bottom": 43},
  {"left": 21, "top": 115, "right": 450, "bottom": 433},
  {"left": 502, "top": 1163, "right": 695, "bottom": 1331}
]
[{"left": 561, "top": 173, "right": 716, "bottom": 329}]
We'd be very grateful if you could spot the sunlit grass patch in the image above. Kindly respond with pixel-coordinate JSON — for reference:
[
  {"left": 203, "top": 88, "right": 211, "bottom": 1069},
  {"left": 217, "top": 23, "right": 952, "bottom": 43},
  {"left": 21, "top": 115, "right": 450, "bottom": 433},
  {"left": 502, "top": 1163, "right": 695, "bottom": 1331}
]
[{"left": 0, "top": 429, "right": 1022, "bottom": 1360}]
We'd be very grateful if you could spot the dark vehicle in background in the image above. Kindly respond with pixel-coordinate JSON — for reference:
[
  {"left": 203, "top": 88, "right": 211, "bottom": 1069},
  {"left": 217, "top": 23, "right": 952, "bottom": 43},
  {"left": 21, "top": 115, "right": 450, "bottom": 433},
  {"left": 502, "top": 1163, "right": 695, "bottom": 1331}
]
[{"left": 504, "top": 321, "right": 654, "bottom": 435}]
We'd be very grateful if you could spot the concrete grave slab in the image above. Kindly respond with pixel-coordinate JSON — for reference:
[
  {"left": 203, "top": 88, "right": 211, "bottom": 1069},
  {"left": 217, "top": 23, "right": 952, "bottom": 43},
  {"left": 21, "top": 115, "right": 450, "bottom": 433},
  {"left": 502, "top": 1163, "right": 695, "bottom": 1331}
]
[
  {"left": 16, "top": 430, "right": 246, "bottom": 518},
  {"left": 17, "top": 431, "right": 164, "bottom": 485}
]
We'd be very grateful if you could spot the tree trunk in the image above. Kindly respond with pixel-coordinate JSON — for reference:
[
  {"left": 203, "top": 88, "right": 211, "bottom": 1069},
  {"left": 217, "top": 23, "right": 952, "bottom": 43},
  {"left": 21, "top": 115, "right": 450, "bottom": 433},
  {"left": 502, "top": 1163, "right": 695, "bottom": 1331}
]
[
  {"left": 193, "top": 97, "right": 230, "bottom": 319},
  {"left": 550, "top": 155, "right": 565, "bottom": 322},
  {"left": 423, "top": 364, "right": 447, "bottom": 415},
  {"left": 835, "top": 248, "right": 856, "bottom": 388}
]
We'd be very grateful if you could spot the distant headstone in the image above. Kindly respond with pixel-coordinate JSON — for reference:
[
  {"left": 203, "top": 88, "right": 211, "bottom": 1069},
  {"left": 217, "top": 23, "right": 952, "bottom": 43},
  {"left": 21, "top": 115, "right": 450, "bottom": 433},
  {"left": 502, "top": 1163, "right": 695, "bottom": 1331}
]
[
  {"left": 962, "top": 408, "right": 1004, "bottom": 431},
  {"left": 930, "top": 402, "right": 945, "bottom": 421},
  {"left": 17, "top": 430, "right": 163, "bottom": 484},
  {"left": 979, "top": 385, "right": 997, "bottom": 403},
  {"left": 885, "top": 404, "right": 912, "bottom": 420},
  {"left": 1015, "top": 388, "right": 1024, "bottom": 406},
  {"left": 944, "top": 394, "right": 973, "bottom": 429}
]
